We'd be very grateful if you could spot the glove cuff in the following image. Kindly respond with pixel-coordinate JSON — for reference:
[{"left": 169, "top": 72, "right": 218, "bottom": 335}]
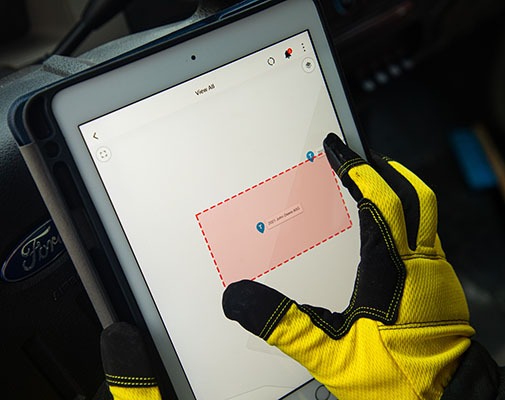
[{"left": 441, "top": 341, "right": 502, "bottom": 400}]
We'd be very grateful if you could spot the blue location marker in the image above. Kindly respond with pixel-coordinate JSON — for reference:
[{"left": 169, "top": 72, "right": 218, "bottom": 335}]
[
  {"left": 306, "top": 151, "right": 315, "bottom": 162},
  {"left": 256, "top": 222, "right": 265, "bottom": 234}
]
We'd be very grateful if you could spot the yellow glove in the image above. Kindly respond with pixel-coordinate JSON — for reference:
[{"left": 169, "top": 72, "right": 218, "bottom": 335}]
[
  {"left": 101, "top": 322, "right": 162, "bottom": 400},
  {"left": 222, "top": 133, "right": 475, "bottom": 400}
]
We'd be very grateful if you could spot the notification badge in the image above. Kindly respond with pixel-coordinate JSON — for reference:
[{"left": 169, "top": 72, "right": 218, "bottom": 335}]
[{"left": 284, "top": 48, "right": 293, "bottom": 59}]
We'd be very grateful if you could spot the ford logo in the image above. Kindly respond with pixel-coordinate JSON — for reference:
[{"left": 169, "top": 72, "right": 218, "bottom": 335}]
[{"left": 1, "top": 219, "right": 66, "bottom": 282}]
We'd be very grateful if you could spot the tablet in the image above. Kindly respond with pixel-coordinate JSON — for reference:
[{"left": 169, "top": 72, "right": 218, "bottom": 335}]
[{"left": 24, "top": 0, "right": 366, "bottom": 398}]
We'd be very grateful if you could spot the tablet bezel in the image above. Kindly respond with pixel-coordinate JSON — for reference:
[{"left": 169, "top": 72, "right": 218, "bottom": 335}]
[{"left": 46, "top": 0, "right": 367, "bottom": 398}]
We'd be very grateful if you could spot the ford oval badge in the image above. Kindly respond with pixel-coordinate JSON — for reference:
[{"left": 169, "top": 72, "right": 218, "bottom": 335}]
[{"left": 1, "top": 219, "right": 66, "bottom": 282}]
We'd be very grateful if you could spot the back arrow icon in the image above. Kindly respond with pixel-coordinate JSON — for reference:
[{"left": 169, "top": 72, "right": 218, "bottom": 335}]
[{"left": 93, "top": 132, "right": 99, "bottom": 140}]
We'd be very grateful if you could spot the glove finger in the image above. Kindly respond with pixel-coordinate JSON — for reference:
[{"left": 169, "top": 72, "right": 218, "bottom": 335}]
[
  {"left": 380, "top": 157, "right": 438, "bottom": 249},
  {"left": 101, "top": 322, "right": 162, "bottom": 400},
  {"left": 323, "top": 132, "right": 368, "bottom": 202},
  {"left": 363, "top": 153, "right": 422, "bottom": 251},
  {"left": 223, "top": 280, "right": 348, "bottom": 361},
  {"left": 223, "top": 279, "right": 294, "bottom": 340},
  {"left": 324, "top": 133, "right": 410, "bottom": 252}
]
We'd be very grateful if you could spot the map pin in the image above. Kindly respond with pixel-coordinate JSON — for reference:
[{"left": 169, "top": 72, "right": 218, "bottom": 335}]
[
  {"left": 306, "top": 151, "right": 315, "bottom": 162},
  {"left": 256, "top": 222, "right": 265, "bottom": 234}
]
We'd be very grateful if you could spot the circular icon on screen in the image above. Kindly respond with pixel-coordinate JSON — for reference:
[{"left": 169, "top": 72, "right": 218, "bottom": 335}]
[
  {"left": 315, "top": 384, "right": 332, "bottom": 400},
  {"left": 302, "top": 57, "right": 315, "bottom": 73},
  {"left": 96, "top": 146, "right": 112, "bottom": 162},
  {"left": 267, "top": 57, "right": 275, "bottom": 66}
]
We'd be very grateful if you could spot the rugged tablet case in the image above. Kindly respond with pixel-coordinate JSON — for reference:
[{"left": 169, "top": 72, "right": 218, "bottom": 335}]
[{"left": 8, "top": 0, "right": 344, "bottom": 396}]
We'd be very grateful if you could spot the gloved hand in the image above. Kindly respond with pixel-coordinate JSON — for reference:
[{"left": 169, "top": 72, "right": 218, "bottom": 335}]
[
  {"left": 222, "top": 133, "right": 475, "bottom": 400},
  {"left": 101, "top": 322, "right": 162, "bottom": 400}
]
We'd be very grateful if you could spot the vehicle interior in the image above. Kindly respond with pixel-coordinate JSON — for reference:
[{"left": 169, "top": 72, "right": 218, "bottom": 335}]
[{"left": 1, "top": 0, "right": 505, "bottom": 398}]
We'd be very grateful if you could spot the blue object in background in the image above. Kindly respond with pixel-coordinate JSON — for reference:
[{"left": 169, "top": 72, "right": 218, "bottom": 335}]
[{"left": 450, "top": 128, "right": 497, "bottom": 190}]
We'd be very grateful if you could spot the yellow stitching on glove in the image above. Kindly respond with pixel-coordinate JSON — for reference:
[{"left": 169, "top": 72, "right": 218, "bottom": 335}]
[{"left": 105, "top": 374, "right": 157, "bottom": 382}]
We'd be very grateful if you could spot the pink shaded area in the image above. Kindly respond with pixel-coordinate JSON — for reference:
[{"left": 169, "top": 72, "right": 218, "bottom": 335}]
[{"left": 195, "top": 154, "right": 352, "bottom": 287}]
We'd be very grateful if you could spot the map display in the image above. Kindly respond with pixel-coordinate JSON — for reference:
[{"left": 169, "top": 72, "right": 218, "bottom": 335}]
[{"left": 196, "top": 153, "right": 352, "bottom": 286}]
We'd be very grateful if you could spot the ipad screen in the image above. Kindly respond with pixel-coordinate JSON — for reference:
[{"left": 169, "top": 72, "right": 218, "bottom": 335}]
[{"left": 78, "top": 30, "right": 359, "bottom": 399}]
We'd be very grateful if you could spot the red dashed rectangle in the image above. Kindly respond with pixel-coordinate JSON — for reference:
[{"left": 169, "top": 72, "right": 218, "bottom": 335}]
[{"left": 195, "top": 153, "right": 352, "bottom": 287}]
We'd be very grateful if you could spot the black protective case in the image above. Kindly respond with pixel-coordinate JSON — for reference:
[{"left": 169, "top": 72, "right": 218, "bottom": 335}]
[{"left": 9, "top": 0, "right": 365, "bottom": 397}]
